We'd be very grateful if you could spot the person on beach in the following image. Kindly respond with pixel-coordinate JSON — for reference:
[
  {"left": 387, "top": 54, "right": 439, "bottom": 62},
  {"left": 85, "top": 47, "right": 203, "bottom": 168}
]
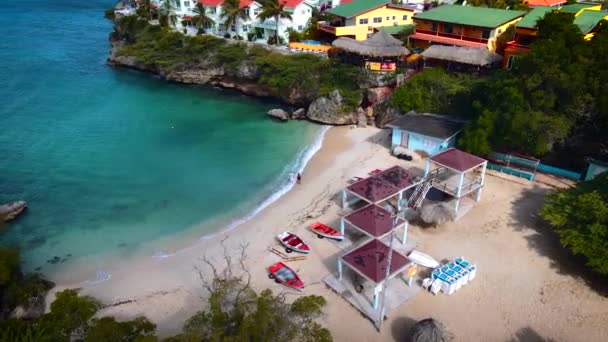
[{"left": 297, "top": 173, "right": 302, "bottom": 184}]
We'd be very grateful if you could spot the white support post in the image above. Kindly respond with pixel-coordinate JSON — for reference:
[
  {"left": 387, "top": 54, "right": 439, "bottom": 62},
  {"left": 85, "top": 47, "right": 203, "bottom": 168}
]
[
  {"left": 373, "top": 284, "right": 383, "bottom": 309},
  {"left": 340, "top": 219, "right": 345, "bottom": 235},
  {"left": 455, "top": 198, "right": 461, "bottom": 213},
  {"left": 402, "top": 221, "right": 408, "bottom": 244},
  {"left": 476, "top": 162, "right": 487, "bottom": 202},
  {"left": 457, "top": 172, "right": 465, "bottom": 197},
  {"left": 338, "top": 259, "right": 343, "bottom": 281},
  {"left": 397, "top": 191, "right": 403, "bottom": 211},
  {"left": 425, "top": 159, "right": 430, "bottom": 177}
]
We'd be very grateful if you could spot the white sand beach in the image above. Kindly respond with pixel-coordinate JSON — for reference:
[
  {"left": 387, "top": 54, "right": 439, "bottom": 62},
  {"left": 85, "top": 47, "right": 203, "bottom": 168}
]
[{"left": 48, "top": 126, "right": 608, "bottom": 341}]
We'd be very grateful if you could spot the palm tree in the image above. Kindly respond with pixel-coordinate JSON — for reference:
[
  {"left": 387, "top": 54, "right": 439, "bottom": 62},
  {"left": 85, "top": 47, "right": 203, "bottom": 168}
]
[
  {"left": 257, "top": 0, "right": 292, "bottom": 45},
  {"left": 221, "top": 0, "right": 250, "bottom": 38},
  {"left": 192, "top": 2, "right": 215, "bottom": 32},
  {"left": 159, "top": 0, "right": 177, "bottom": 28}
]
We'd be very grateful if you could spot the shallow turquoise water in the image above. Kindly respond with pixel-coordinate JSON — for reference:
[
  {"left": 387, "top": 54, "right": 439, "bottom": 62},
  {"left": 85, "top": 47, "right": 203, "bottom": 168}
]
[{"left": 0, "top": 0, "right": 321, "bottom": 272}]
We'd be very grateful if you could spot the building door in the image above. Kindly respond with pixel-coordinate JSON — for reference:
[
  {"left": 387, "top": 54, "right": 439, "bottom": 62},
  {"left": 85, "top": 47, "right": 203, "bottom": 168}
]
[{"left": 401, "top": 132, "right": 409, "bottom": 148}]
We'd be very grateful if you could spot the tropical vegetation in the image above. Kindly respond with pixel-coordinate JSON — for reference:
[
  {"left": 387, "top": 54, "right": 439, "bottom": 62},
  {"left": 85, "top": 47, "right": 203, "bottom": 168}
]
[
  {"left": 221, "top": 0, "right": 250, "bottom": 38},
  {"left": 192, "top": 2, "right": 215, "bottom": 32},
  {"left": 541, "top": 173, "right": 608, "bottom": 275},
  {"left": 257, "top": 0, "right": 293, "bottom": 44},
  {"left": 115, "top": 16, "right": 362, "bottom": 107}
]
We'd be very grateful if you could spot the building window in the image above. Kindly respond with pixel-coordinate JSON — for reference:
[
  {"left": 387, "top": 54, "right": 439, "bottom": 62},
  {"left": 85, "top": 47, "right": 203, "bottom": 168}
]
[
  {"left": 386, "top": 16, "right": 390, "bottom": 20},
  {"left": 184, "top": 1, "right": 190, "bottom": 7},
  {"left": 482, "top": 29, "right": 491, "bottom": 39},
  {"left": 210, "top": 6, "right": 216, "bottom": 14},
  {"left": 231, "top": 25, "right": 236, "bottom": 32},
  {"left": 242, "top": 25, "right": 248, "bottom": 32},
  {"left": 254, "top": 8, "right": 261, "bottom": 15},
  {"left": 432, "top": 23, "right": 438, "bottom": 31},
  {"left": 444, "top": 23, "right": 453, "bottom": 34},
  {"left": 402, "top": 15, "right": 408, "bottom": 20},
  {"left": 298, "top": 25, "right": 303, "bottom": 30},
  {"left": 359, "top": 18, "right": 368, "bottom": 24},
  {"left": 373, "top": 17, "right": 382, "bottom": 23},
  {"left": 392, "top": 16, "right": 395, "bottom": 20}
]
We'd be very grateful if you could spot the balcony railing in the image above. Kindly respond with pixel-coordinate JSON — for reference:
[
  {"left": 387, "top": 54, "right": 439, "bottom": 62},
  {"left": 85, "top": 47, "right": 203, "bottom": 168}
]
[
  {"left": 318, "top": 23, "right": 336, "bottom": 34},
  {"left": 416, "top": 29, "right": 489, "bottom": 44}
]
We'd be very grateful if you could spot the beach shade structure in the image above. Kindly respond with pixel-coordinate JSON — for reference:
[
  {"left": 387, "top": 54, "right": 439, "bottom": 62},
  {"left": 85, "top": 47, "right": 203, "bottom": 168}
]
[
  {"left": 420, "top": 201, "right": 456, "bottom": 226},
  {"left": 421, "top": 45, "right": 503, "bottom": 67},
  {"left": 341, "top": 204, "right": 407, "bottom": 241},
  {"left": 338, "top": 239, "right": 412, "bottom": 309},
  {"left": 343, "top": 166, "right": 421, "bottom": 208},
  {"left": 408, "top": 318, "right": 453, "bottom": 342},
  {"left": 425, "top": 148, "right": 487, "bottom": 214},
  {"left": 332, "top": 30, "right": 410, "bottom": 57}
]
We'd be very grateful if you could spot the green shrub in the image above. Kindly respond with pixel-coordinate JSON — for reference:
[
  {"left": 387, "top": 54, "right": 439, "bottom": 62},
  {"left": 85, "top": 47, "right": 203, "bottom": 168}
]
[
  {"left": 197, "top": 28, "right": 205, "bottom": 35},
  {"left": 224, "top": 33, "right": 231, "bottom": 39},
  {"left": 104, "top": 9, "right": 115, "bottom": 19},
  {"left": 247, "top": 32, "right": 256, "bottom": 41}
]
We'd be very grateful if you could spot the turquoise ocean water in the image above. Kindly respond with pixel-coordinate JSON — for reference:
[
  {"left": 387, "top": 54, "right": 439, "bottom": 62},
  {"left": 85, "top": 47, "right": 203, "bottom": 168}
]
[{"left": 0, "top": 0, "right": 323, "bottom": 275}]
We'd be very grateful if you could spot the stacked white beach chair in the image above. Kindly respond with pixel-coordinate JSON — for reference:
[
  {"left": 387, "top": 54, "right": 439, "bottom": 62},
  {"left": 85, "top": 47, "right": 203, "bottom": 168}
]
[{"left": 427, "top": 257, "right": 477, "bottom": 295}]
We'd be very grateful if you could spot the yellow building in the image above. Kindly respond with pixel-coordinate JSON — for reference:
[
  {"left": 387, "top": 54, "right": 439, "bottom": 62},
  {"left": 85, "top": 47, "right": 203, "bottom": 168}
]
[{"left": 318, "top": 0, "right": 415, "bottom": 41}]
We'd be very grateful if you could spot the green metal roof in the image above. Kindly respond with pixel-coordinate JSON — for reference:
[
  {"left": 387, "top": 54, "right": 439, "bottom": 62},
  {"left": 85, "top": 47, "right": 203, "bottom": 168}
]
[
  {"left": 516, "top": 6, "right": 554, "bottom": 29},
  {"left": 560, "top": 3, "right": 596, "bottom": 14},
  {"left": 328, "top": 0, "right": 390, "bottom": 18},
  {"left": 380, "top": 24, "right": 414, "bottom": 35},
  {"left": 574, "top": 10, "right": 606, "bottom": 33},
  {"left": 413, "top": 4, "right": 526, "bottom": 28}
]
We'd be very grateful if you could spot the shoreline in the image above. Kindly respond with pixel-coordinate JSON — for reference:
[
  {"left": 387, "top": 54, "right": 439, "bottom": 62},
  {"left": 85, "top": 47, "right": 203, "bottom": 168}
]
[{"left": 47, "top": 126, "right": 608, "bottom": 341}]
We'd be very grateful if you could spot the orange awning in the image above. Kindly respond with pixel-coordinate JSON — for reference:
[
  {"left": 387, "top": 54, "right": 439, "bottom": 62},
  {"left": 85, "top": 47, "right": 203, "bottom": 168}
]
[{"left": 409, "top": 33, "right": 487, "bottom": 49}]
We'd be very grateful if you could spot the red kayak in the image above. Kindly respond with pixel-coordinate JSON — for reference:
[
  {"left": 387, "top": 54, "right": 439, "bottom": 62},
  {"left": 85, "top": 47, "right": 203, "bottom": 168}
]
[
  {"left": 276, "top": 231, "right": 310, "bottom": 254},
  {"left": 309, "top": 222, "right": 344, "bottom": 241},
  {"left": 268, "top": 262, "right": 304, "bottom": 289}
]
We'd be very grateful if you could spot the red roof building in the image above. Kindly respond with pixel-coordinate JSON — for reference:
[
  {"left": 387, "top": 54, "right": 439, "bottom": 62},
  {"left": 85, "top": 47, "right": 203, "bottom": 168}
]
[
  {"left": 525, "top": 0, "right": 566, "bottom": 7},
  {"left": 198, "top": 0, "right": 254, "bottom": 8},
  {"left": 342, "top": 204, "right": 406, "bottom": 238},
  {"left": 340, "top": 239, "right": 411, "bottom": 284},
  {"left": 429, "top": 148, "right": 486, "bottom": 173}
]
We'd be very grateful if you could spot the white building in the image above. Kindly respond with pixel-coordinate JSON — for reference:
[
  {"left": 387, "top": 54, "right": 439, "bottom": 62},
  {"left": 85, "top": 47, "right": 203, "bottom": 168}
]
[{"left": 154, "top": 0, "right": 315, "bottom": 42}]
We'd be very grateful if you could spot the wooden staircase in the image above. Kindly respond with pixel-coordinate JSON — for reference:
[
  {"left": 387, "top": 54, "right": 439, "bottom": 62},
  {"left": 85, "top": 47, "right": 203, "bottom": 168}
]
[{"left": 407, "top": 178, "right": 434, "bottom": 209}]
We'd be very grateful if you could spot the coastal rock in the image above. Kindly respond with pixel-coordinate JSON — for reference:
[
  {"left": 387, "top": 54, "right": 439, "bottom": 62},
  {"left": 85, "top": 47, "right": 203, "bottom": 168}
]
[
  {"left": 306, "top": 90, "right": 357, "bottom": 125},
  {"left": 357, "top": 108, "right": 367, "bottom": 127},
  {"left": 373, "top": 97, "right": 401, "bottom": 128},
  {"left": 1, "top": 200, "right": 27, "bottom": 221},
  {"left": 291, "top": 108, "right": 306, "bottom": 119},
  {"left": 267, "top": 109, "right": 289, "bottom": 121}
]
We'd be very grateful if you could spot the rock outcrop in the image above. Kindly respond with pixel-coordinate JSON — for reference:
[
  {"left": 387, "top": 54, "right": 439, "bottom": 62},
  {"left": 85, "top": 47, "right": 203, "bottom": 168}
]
[
  {"left": 306, "top": 90, "right": 358, "bottom": 125},
  {"left": 1, "top": 200, "right": 27, "bottom": 221},
  {"left": 291, "top": 108, "right": 306, "bottom": 119},
  {"left": 267, "top": 109, "right": 289, "bottom": 121}
]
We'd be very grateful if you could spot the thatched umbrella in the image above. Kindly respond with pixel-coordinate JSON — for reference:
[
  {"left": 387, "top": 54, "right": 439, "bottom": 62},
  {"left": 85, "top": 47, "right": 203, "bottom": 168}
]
[
  {"left": 409, "top": 318, "right": 453, "bottom": 342},
  {"left": 332, "top": 30, "right": 409, "bottom": 57},
  {"left": 421, "top": 45, "right": 503, "bottom": 66},
  {"left": 420, "top": 201, "right": 456, "bottom": 226}
]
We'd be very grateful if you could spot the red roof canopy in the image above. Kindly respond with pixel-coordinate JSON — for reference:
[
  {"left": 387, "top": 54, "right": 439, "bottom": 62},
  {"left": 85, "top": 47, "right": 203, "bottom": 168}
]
[
  {"left": 377, "top": 166, "right": 418, "bottom": 191},
  {"left": 183, "top": 15, "right": 193, "bottom": 20},
  {"left": 279, "top": 0, "right": 304, "bottom": 7},
  {"left": 343, "top": 204, "right": 405, "bottom": 238},
  {"left": 429, "top": 148, "right": 486, "bottom": 172},
  {"left": 347, "top": 176, "right": 399, "bottom": 203},
  {"left": 342, "top": 239, "right": 411, "bottom": 284},
  {"left": 409, "top": 33, "right": 487, "bottom": 48},
  {"left": 525, "top": 0, "right": 566, "bottom": 6},
  {"left": 198, "top": 0, "right": 253, "bottom": 7}
]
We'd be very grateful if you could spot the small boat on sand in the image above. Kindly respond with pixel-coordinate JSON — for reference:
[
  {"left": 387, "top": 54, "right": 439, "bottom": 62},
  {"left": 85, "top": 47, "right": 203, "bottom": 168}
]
[
  {"left": 407, "top": 250, "right": 440, "bottom": 269},
  {"left": 276, "top": 231, "right": 310, "bottom": 254},
  {"left": 309, "top": 222, "right": 343, "bottom": 241},
  {"left": 268, "top": 262, "right": 304, "bottom": 289}
]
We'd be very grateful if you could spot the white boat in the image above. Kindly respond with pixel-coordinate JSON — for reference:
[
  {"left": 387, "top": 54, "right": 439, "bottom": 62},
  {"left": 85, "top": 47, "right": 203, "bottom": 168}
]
[{"left": 407, "top": 250, "right": 440, "bottom": 269}]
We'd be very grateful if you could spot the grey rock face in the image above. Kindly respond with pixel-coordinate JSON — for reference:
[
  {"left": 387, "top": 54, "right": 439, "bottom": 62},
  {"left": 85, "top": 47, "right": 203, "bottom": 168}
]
[
  {"left": 306, "top": 90, "right": 357, "bottom": 125},
  {"left": 267, "top": 109, "right": 289, "bottom": 121}
]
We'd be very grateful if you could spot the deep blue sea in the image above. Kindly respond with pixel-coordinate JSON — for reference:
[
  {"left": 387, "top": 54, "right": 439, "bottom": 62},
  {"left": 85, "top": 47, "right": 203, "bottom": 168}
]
[{"left": 0, "top": 0, "right": 323, "bottom": 274}]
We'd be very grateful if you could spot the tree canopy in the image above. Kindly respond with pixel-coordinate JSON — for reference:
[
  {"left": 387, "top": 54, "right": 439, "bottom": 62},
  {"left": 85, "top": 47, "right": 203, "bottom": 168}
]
[
  {"left": 541, "top": 173, "right": 608, "bottom": 275},
  {"left": 459, "top": 12, "right": 608, "bottom": 160}
]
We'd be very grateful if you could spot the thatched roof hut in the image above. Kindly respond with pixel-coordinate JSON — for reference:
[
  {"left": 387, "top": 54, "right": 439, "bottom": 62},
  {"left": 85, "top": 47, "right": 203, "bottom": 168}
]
[
  {"left": 421, "top": 45, "right": 502, "bottom": 66},
  {"left": 332, "top": 30, "right": 410, "bottom": 57},
  {"left": 420, "top": 201, "right": 456, "bottom": 226},
  {"left": 409, "top": 318, "right": 453, "bottom": 342}
]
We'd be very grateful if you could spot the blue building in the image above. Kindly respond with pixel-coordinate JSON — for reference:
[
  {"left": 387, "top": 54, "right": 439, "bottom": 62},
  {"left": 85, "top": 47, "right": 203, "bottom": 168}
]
[{"left": 386, "top": 111, "right": 466, "bottom": 156}]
